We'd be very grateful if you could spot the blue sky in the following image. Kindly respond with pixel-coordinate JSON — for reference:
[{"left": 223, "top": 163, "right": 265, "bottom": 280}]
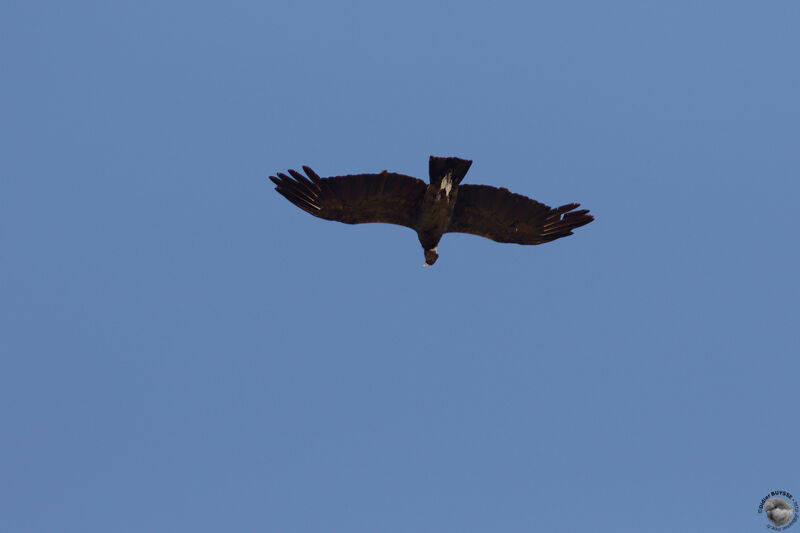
[{"left": 2, "top": 1, "right": 798, "bottom": 532}]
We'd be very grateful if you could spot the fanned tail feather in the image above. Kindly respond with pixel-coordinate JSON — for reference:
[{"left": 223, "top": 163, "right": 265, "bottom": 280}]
[{"left": 428, "top": 156, "right": 473, "bottom": 187}]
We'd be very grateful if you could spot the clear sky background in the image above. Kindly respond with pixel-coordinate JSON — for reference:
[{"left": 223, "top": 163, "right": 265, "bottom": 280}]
[{"left": 2, "top": 1, "right": 798, "bottom": 532}]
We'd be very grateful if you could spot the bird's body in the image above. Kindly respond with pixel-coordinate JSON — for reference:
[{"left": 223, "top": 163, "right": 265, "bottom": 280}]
[
  {"left": 270, "top": 156, "right": 593, "bottom": 265},
  {"left": 413, "top": 157, "right": 472, "bottom": 264}
]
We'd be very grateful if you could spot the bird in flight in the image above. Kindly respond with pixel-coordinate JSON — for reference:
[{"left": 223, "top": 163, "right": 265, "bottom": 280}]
[{"left": 270, "top": 156, "right": 593, "bottom": 266}]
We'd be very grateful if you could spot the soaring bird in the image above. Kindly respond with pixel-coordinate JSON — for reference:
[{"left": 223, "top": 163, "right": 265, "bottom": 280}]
[{"left": 270, "top": 156, "right": 593, "bottom": 266}]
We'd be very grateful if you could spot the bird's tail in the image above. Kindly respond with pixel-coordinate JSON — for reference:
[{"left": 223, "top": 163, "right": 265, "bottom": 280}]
[{"left": 429, "top": 156, "right": 472, "bottom": 187}]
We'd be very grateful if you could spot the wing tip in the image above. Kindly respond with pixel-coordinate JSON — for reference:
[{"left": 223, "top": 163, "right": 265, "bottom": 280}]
[
  {"left": 271, "top": 166, "right": 324, "bottom": 214},
  {"left": 541, "top": 205, "right": 593, "bottom": 238}
]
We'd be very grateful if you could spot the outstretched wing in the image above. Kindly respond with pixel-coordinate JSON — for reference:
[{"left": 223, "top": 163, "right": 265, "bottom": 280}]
[
  {"left": 270, "top": 166, "right": 427, "bottom": 228},
  {"left": 447, "top": 184, "right": 593, "bottom": 244}
]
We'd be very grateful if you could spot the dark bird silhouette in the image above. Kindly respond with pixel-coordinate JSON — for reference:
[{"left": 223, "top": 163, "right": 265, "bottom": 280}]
[{"left": 270, "top": 156, "right": 593, "bottom": 266}]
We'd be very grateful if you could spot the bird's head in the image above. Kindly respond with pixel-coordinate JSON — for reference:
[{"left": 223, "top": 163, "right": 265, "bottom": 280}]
[{"left": 423, "top": 247, "right": 439, "bottom": 267}]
